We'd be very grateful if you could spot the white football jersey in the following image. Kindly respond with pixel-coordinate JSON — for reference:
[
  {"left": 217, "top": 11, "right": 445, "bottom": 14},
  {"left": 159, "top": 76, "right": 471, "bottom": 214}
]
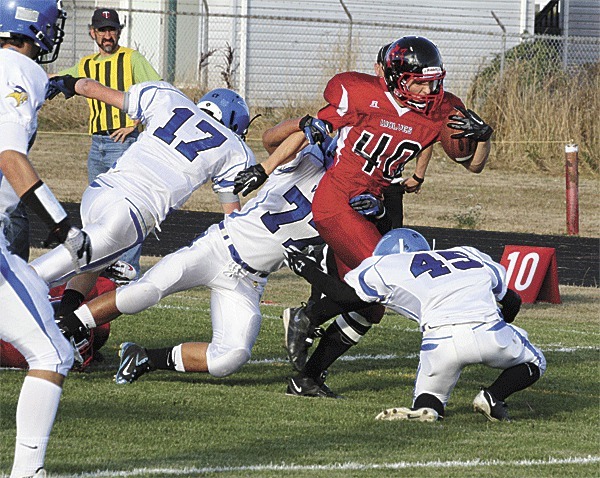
[
  {"left": 345, "top": 246, "right": 508, "bottom": 328},
  {"left": 0, "top": 49, "right": 47, "bottom": 218},
  {"left": 223, "top": 144, "right": 328, "bottom": 273},
  {"left": 96, "top": 81, "right": 255, "bottom": 224}
]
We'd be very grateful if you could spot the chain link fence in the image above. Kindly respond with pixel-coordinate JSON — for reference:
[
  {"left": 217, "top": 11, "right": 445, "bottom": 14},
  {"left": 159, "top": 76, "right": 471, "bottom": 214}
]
[{"left": 49, "top": 2, "right": 599, "bottom": 107}]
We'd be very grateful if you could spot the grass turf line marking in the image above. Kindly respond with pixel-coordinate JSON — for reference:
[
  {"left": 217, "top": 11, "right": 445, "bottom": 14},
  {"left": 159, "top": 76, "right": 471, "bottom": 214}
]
[{"left": 45, "top": 455, "right": 600, "bottom": 477}]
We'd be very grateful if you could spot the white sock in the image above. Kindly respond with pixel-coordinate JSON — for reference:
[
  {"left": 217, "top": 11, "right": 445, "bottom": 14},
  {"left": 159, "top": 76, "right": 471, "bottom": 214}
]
[
  {"left": 11, "top": 376, "right": 62, "bottom": 478},
  {"left": 172, "top": 344, "right": 186, "bottom": 372},
  {"left": 75, "top": 304, "right": 96, "bottom": 328}
]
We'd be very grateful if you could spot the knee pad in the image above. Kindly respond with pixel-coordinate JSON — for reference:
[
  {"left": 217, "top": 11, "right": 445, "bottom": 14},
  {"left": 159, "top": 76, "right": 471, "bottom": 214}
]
[
  {"left": 115, "top": 280, "right": 162, "bottom": 315},
  {"left": 207, "top": 346, "right": 251, "bottom": 378}
]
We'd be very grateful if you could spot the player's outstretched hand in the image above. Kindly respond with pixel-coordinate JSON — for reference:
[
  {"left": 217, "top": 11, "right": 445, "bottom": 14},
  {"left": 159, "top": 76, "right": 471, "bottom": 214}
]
[
  {"left": 46, "top": 75, "right": 82, "bottom": 100},
  {"left": 233, "top": 164, "right": 268, "bottom": 196},
  {"left": 285, "top": 249, "right": 319, "bottom": 279},
  {"left": 447, "top": 106, "right": 493, "bottom": 142},
  {"left": 299, "top": 115, "right": 332, "bottom": 145},
  {"left": 349, "top": 193, "right": 385, "bottom": 218}
]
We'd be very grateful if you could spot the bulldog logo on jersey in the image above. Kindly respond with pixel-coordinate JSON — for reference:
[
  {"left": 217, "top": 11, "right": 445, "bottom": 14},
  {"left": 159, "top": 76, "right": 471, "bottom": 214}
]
[{"left": 6, "top": 86, "right": 28, "bottom": 107}]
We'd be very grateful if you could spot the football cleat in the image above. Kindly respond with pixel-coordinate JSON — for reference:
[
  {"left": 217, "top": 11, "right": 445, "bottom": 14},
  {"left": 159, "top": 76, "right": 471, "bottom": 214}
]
[
  {"left": 473, "top": 388, "right": 511, "bottom": 422},
  {"left": 282, "top": 306, "right": 320, "bottom": 372},
  {"left": 375, "top": 406, "right": 439, "bottom": 422},
  {"left": 286, "top": 374, "right": 343, "bottom": 399},
  {"left": 114, "top": 342, "right": 153, "bottom": 385}
]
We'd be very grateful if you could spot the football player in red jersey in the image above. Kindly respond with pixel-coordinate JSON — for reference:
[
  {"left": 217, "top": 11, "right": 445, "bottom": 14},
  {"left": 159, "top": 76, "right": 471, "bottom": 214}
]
[{"left": 234, "top": 36, "right": 493, "bottom": 396}]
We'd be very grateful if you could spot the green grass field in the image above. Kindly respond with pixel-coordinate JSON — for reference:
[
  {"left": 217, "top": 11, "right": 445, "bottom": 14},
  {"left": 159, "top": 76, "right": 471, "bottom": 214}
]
[{"left": 1, "top": 270, "right": 598, "bottom": 477}]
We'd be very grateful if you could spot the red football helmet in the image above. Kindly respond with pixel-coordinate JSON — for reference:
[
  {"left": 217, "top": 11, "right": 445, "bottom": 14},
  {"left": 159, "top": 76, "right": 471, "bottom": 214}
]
[
  {"left": 384, "top": 36, "right": 446, "bottom": 114},
  {"left": 0, "top": 278, "right": 115, "bottom": 371}
]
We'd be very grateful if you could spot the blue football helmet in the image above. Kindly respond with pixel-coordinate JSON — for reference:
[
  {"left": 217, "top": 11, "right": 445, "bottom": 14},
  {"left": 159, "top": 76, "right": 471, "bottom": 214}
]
[
  {"left": 0, "top": 0, "right": 67, "bottom": 63},
  {"left": 373, "top": 228, "right": 430, "bottom": 256},
  {"left": 197, "top": 88, "right": 250, "bottom": 138}
]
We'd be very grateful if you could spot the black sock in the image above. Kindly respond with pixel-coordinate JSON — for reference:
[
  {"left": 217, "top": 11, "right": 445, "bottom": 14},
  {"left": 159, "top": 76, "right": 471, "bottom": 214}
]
[
  {"left": 488, "top": 363, "right": 541, "bottom": 401},
  {"left": 146, "top": 347, "right": 175, "bottom": 371},
  {"left": 303, "top": 322, "right": 353, "bottom": 381},
  {"left": 57, "top": 289, "right": 85, "bottom": 317},
  {"left": 413, "top": 393, "right": 445, "bottom": 418}
]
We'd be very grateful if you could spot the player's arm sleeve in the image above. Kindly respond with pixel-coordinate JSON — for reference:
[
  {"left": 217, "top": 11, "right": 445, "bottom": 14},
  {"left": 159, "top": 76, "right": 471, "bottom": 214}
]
[
  {"left": 344, "top": 258, "right": 389, "bottom": 304},
  {"left": 499, "top": 288, "right": 522, "bottom": 323},
  {"left": 131, "top": 51, "right": 162, "bottom": 82},
  {"left": 460, "top": 246, "right": 508, "bottom": 299},
  {"left": 316, "top": 73, "right": 356, "bottom": 130},
  {"left": 212, "top": 143, "right": 256, "bottom": 195},
  {"left": 0, "top": 82, "right": 35, "bottom": 154},
  {"left": 122, "top": 82, "right": 155, "bottom": 120}
]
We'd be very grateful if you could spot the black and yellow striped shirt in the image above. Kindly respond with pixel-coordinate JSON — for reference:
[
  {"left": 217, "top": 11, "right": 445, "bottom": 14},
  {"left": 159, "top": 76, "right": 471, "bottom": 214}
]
[{"left": 77, "top": 47, "right": 136, "bottom": 134}]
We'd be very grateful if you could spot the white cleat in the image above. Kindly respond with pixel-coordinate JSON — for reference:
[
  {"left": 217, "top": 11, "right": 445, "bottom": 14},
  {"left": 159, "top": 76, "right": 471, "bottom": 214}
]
[{"left": 375, "top": 406, "right": 439, "bottom": 422}]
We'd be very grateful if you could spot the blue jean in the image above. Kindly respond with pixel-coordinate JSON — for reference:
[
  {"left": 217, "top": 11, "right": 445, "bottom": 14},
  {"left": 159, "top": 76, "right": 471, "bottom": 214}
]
[
  {"left": 4, "top": 201, "right": 29, "bottom": 261},
  {"left": 88, "top": 131, "right": 142, "bottom": 277}
]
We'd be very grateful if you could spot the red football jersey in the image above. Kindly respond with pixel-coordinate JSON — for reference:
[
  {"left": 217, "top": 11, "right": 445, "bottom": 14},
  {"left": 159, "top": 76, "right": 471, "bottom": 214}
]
[{"left": 316, "top": 72, "right": 458, "bottom": 207}]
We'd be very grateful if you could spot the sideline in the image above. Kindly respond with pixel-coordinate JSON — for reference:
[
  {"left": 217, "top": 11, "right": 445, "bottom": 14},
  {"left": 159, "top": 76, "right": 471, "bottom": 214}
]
[{"left": 19, "top": 455, "right": 600, "bottom": 477}]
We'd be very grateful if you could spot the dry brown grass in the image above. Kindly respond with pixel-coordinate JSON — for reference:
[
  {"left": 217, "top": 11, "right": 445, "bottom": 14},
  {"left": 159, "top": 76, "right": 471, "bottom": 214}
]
[
  {"left": 34, "top": 68, "right": 598, "bottom": 238},
  {"left": 30, "top": 131, "right": 599, "bottom": 238},
  {"left": 469, "top": 61, "right": 599, "bottom": 175}
]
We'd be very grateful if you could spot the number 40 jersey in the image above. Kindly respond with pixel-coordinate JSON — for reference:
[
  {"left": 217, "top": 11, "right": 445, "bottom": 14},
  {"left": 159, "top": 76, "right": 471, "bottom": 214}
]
[{"left": 99, "top": 81, "right": 255, "bottom": 225}]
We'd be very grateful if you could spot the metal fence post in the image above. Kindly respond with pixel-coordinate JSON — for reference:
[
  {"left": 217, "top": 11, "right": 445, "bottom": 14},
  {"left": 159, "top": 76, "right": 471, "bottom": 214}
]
[
  {"left": 339, "top": 0, "right": 353, "bottom": 71},
  {"left": 565, "top": 144, "right": 579, "bottom": 236},
  {"left": 166, "top": 0, "right": 177, "bottom": 83},
  {"left": 491, "top": 11, "right": 506, "bottom": 79}
]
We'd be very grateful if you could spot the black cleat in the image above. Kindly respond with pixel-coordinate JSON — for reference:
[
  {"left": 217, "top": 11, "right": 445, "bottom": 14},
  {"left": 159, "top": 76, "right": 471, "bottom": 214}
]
[
  {"left": 286, "top": 374, "right": 343, "bottom": 399},
  {"left": 282, "top": 306, "right": 317, "bottom": 372},
  {"left": 473, "top": 388, "right": 511, "bottom": 422},
  {"left": 114, "top": 342, "right": 153, "bottom": 385}
]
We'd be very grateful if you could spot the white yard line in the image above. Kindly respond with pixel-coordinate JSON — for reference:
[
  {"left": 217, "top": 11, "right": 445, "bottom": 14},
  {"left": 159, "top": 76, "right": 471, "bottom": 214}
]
[{"left": 37, "top": 454, "right": 600, "bottom": 477}]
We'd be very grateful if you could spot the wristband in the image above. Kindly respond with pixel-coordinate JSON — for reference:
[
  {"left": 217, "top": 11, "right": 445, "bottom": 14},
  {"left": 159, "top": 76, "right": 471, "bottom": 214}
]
[
  {"left": 412, "top": 174, "right": 425, "bottom": 184},
  {"left": 21, "top": 180, "right": 68, "bottom": 228}
]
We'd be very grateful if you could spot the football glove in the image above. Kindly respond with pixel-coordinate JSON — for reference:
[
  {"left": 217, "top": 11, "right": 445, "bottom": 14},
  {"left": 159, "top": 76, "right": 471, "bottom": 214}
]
[
  {"left": 62, "top": 227, "right": 92, "bottom": 273},
  {"left": 349, "top": 193, "right": 385, "bottom": 219},
  {"left": 447, "top": 106, "right": 493, "bottom": 142},
  {"left": 46, "top": 75, "right": 82, "bottom": 100},
  {"left": 285, "top": 248, "right": 320, "bottom": 280},
  {"left": 233, "top": 164, "right": 268, "bottom": 197},
  {"left": 299, "top": 115, "right": 332, "bottom": 146},
  {"left": 54, "top": 312, "right": 91, "bottom": 365}
]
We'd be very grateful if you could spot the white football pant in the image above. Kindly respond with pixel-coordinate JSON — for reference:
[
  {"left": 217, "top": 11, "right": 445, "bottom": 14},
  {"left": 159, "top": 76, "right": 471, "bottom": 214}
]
[
  {"left": 115, "top": 223, "right": 266, "bottom": 377},
  {"left": 414, "top": 320, "right": 546, "bottom": 406},
  {"left": 30, "top": 183, "right": 154, "bottom": 286},
  {"left": 0, "top": 236, "right": 73, "bottom": 375}
]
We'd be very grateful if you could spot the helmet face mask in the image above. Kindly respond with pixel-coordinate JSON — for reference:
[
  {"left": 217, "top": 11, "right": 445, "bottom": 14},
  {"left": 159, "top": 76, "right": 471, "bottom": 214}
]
[
  {"left": 373, "top": 228, "right": 431, "bottom": 256},
  {"left": 384, "top": 36, "right": 446, "bottom": 114},
  {"left": 197, "top": 88, "right": 250, "bottom": 139},
  {"left": 0, "top": 0, "right": 67, "bottom": 64}
]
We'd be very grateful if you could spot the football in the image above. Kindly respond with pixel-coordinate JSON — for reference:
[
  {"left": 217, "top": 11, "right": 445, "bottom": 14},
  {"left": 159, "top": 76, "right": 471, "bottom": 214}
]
[{"left": 440, "top": 99, "right": 476, "bottom": 163}]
